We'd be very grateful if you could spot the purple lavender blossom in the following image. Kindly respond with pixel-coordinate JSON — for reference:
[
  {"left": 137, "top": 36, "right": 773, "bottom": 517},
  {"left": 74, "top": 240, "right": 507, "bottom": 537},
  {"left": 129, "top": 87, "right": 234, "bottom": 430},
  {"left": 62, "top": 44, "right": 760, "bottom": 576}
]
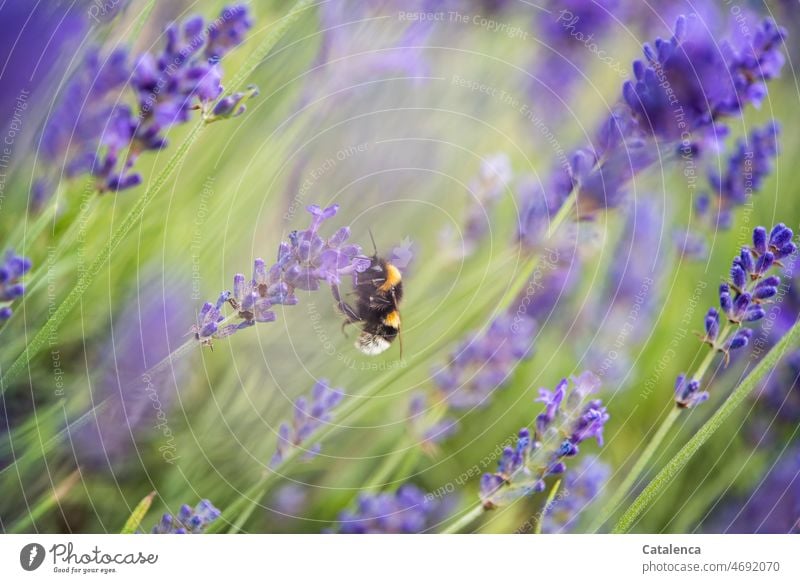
[
  {"left": 192, "top": 204, "right": 369, "bottom": 347},
  {"left": 271, "top": 484, "right": 308, "bottom": 516},
  {"left": 335, "top": 484, "right": 444, "bottom": 534},
  {"left": 556, "top": 15, "right": 786, "bottom": 214},
  {"left": 623, "top": 16, "right": 786, "bottom": 141},
  {"left": 270, "top": 379, "right": 344, "bottom": 467},
  {"left": 676, "top": 224, "right": 796, "bottom": 408},
  {"left": 33, "top": 5, "right": 254, "bottom": 205},
  {"left": 433, "top": 313, "right": 536, "bottom": 409},
  {"left": 705, "top": 445, "right": 800, "bottom": 533},
  {"left": 479, "top": 372, "right": 609, "bottom": 509},
  {"left": 130, "top": 5, "right": 254, "bottom": 147},
  {"left": 541, "top": 455, "right": 610, "bottom": 533},
  {"left": 152, "top": 499, "right": 220, "bottom": 533},
  {"left": 36, "top": 47, "right": 133, "bottom": 199},
  {"left": 702, "top": 122, "right": 780, "bottom": 230},
  {"left": 205, "top": 5, "right": 254, "bottom": 62},
  {"left": 0, "top": 249, "right": 32, "bottom": 321}
]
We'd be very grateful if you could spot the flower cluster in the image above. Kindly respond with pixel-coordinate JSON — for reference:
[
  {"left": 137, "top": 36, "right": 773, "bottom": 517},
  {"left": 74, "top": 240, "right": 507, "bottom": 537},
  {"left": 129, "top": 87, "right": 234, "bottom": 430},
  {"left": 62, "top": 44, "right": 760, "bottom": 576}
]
[
  {"left": 33, "top": 5, "right": 254, "bottom": 205},
  {"left": 432, "top": 313, "right": 537, "bottom": 409},
  {"left": 270, "top": 379, "right": 344, "bottom": 467},
  {"left": 675, "top": 224, "right": 796, "bottom": 408},
  {"left": 703, "top": 123, "right": 781, "bottom": 230},
  {"left": 335, "top": 484, "right": 444, "bottom": 534},
  {"left": 151, "top": 499, "right": 220, "bottom": 533},
  {"left": 623, "top": 16, "right": 785, "bottom": 140},
  {"left": 541, "top": 455, "right": 610, "bottom": 533},
  {"left": 517, "top": 15, "right": 787, "bottom": 222},
  {"left": 192, "top": 204, "right": 369, "bottom": 347},
  {"left": 0, "top": 250, "right": 32, "bottom": 321},
  {"left": 479, "top": 372, "right": 609, "bottom": 509}
]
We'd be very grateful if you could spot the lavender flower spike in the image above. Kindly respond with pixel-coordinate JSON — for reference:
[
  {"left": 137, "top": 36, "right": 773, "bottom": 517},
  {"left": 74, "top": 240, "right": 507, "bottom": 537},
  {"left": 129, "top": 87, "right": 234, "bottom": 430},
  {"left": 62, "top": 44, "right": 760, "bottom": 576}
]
[
  {"left": 151, "top": 499, "right": 220, "bottom": 533},
  {"left": 677, "top": 223, "right": 796, "bottom": 408},
  {"left": 270, "top": 379, "right": 344, "bottom": 467},
  {"left": 192, "top": 204, "right": 369, "bottom": 347},
  {"left": 0, "top": 249, "right": 32, "bottom": 321},
  {"left": 479, "top": 372, "right": 609, "bottom": 509},
  {"left": 32, "top": 5, "right": 255, "bottom": 206}
]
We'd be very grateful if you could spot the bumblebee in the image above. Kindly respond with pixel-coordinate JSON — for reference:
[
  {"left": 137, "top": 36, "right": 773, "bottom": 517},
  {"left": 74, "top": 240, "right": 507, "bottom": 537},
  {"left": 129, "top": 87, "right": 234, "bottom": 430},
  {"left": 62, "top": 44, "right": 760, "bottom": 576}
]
[{"left": 332, "top": 232, "right": 403, "bottom": 356}]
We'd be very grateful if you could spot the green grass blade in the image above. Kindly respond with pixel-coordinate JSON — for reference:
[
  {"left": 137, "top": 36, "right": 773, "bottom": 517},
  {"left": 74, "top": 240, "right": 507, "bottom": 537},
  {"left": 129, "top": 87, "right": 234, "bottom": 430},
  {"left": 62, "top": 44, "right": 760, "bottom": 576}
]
[{"left": 120, "top": 491, "right": 156, "bottom": 534}]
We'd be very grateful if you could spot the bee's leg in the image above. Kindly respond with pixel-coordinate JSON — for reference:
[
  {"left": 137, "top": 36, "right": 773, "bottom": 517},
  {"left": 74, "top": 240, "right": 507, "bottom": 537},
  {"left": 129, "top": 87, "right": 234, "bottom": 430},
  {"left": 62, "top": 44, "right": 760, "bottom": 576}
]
[{"left": 331, "top": 283, "right": 361, "bottom": 329}]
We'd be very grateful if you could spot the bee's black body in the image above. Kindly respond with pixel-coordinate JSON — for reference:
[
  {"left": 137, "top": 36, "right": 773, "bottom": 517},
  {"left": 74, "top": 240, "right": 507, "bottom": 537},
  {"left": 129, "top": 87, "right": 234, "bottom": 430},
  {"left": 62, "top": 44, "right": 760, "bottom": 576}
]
[{"left": 333, "top": 255, "right": 403, "bottom": 356}]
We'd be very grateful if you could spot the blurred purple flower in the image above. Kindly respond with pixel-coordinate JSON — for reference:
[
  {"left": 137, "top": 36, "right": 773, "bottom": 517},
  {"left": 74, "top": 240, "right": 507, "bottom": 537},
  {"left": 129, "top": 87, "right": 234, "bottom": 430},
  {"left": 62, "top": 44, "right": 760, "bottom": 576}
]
[
  {"left": 542, "top": 455, "right": 610, "bottom": 533},
  {"left": 335, "top": 484, "right": 446, "bottom": 533},
  {"left": 270, "top": 379, "right": 344, "bottom": 467},
  {"left": 704, "top": 122, "right": 780, "bottom": 230},
  {"left": 705, "top": 446, "right": 800, "bottom": 533},
  {"left": 0, "top": 249, "right": 32, "bottom": 321},
  {"left": 433, "top": 313, "right": 536, "bottom": 409},
  {"left": 531, "top": 0, "right": 625, "bottom": 113},
  {"left": 407, "top": 392, "right": 458, "bottom": 454},
  {"left": 71, "top": 272, "right": 192, "bottom": 468},
  {"left": 585, "top": 200, "right": 664, "bottom": 381}
]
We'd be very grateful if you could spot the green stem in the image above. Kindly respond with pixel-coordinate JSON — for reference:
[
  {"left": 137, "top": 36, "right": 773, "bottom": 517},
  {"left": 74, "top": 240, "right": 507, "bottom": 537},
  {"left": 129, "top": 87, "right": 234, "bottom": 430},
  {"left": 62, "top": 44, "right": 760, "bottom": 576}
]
[
  {"left": 613, "top": 316, "right": 800, "bottom": 533},
  {"left": 534, "top": 479, "right": 562, "bottom": 534},
  {"left": 589, "top": 320, "right": 737, "bottom": 532},
  {"left": 224, "top": 0, "right": 316, "bottom": 95},
  {"left": 205, "top": 475, "right": 269, "bottom": 534},
  {"left": 589, "top": 407, "right": 679, "bottom": 532},
  {"left": 441, "top": 504, "right": 484, "bottom": 534},
  {"left": 227, "top": 479, "right": 271, "bottom": 534}
]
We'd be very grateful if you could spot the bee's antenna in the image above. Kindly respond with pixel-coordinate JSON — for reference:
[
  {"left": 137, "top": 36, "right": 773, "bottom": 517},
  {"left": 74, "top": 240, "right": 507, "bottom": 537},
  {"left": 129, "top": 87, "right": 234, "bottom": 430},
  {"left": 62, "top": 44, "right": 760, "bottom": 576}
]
[{"left": 367, "top": 228, "right": 378, "bottom": 257}]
